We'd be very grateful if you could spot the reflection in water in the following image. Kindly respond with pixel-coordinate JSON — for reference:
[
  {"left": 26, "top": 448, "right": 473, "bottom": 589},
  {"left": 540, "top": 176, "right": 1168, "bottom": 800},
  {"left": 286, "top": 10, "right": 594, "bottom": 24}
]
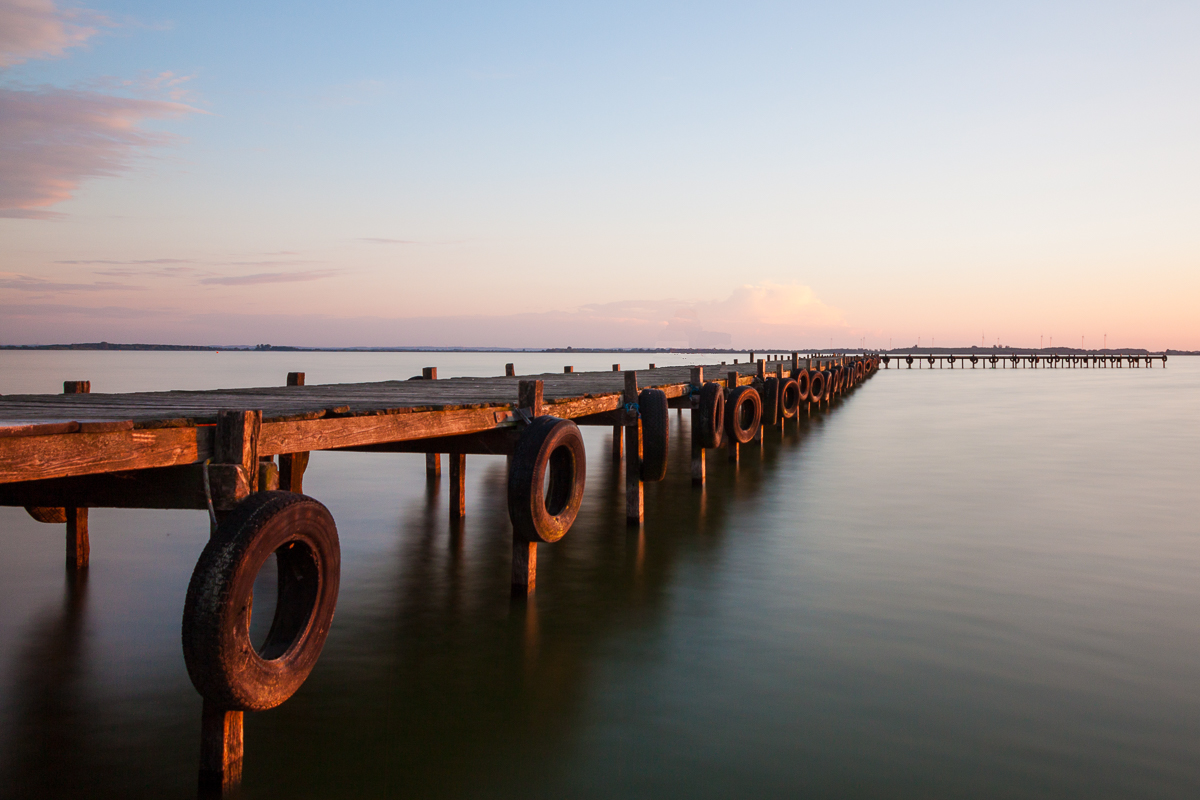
[{"left": 1, "top": 570, "right": 90, "bottom": 798}]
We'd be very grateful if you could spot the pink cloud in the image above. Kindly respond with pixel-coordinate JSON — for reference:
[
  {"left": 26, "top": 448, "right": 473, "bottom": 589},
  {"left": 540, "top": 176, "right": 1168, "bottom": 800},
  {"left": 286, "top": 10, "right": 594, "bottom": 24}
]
[
  {"left": 0, "top": 86, "right": 195, "bottom": 217},
  {"left": 0, "top": 0, "right": 105, "bottom": 67}
]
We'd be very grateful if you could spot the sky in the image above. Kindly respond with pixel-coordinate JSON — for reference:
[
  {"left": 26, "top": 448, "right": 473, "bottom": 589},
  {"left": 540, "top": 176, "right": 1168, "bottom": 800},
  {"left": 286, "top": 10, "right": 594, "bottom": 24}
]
[{"left": 1, "top": 0, "right": 1198, "bottom": 349}]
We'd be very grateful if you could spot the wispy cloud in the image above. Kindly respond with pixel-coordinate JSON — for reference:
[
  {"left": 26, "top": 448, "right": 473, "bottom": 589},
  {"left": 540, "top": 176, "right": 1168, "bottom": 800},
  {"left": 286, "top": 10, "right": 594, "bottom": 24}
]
[
  {"left": 56, "top": 258, "right": 194, "bottom": 265},
  {"left": 0, "top": 271, "right": 143, "bottom": 291},
  {"left": 92, "top": 265, "right": 198, "bottom": 278},
  {"left": 199, "top": 269, "right": 340, "bottom": 286},
  {"left": 359, "top": 237, "right": 419, "bottom": 245},
  {"left": 0, "top": 0, "right": 108, "bottom": 67},
  {"left": 0, "top": 87, "right": 197, "bottom": 218}
]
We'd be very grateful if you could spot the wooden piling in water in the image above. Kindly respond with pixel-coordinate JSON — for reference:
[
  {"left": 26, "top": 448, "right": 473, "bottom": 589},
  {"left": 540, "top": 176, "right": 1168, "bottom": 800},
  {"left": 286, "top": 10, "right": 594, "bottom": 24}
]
[
  {"left": 690, "top": 366, "right": 705, "bottom": 486},
  {"left": 624, "top": 371, "right": 643, "bottom": 525}
]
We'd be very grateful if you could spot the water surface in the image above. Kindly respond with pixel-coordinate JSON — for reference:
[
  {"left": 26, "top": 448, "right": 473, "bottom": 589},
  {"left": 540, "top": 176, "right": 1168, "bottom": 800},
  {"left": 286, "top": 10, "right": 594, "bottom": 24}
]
[{"left": 1, "top": 352, "right": 1197, "bottom": 798}]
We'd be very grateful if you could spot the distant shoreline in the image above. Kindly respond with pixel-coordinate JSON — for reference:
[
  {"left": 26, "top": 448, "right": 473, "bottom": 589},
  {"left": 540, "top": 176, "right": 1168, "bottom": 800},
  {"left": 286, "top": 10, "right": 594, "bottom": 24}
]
[{"left": 1, "top": 343, "right": 1196, "bottom": 356}]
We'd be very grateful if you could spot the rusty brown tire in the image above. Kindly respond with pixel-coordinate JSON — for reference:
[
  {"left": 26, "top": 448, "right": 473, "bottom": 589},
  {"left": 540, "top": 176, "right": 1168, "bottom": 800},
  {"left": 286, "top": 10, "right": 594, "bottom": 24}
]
[
  {"left": 793, "top": 370, "right": 811, "bottom": 403},
  {"left": 696, "top": 381, "right": 725, "bottom": 449},
  {"left": 638, "top": 388, "right": 669, "bottom": 482},
  {"left": 724, "top": 386, "right": 761, "bottom": 444},
  {"left": 182, "top": 490, "right": 340, "bottom": 712},
  {"left": 779, "top": 378, "right": 800, "bottom": 418},
  {"left": 809, "top": 370, "right": 826, "bottom": 401},
  {"left": 508, "top": 415, "right": 586, "bottom": 543}
]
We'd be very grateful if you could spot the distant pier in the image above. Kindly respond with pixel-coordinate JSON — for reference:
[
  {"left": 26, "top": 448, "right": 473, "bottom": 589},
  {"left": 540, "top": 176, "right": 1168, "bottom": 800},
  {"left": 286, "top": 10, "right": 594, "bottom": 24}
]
[{"left": 883, "top": 352, "right": 1168, "bottom": 368}]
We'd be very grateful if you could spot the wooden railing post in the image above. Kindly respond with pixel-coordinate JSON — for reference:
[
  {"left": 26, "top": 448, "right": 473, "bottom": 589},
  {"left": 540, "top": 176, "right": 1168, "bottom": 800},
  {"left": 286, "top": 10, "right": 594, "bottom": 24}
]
[{"left": 624, "top": 371, "right": 643, "bottom": 525}]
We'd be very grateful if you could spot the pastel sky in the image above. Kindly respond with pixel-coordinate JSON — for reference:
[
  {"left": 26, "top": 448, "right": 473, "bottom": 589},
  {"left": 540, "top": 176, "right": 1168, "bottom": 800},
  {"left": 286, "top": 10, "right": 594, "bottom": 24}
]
[{"left": 2, "top": 0, "right": 1198, "bottom": 349}]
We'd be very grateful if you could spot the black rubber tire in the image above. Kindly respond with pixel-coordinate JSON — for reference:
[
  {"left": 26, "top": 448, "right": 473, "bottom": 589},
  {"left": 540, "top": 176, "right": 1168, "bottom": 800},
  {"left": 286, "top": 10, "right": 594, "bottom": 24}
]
[
  {"left": 638, "top": 388, "right": 669, "bottom": 482},
  {"left": 509, "top": 416, "right": 586, "bottom": 543},
  {"left": 905, "top": 356, "right": 913, "bottom": 365},
  {"left": 809, "top": 370, "right": 826, "bottom": 401},
  {"left": 725, "top": 386, "right": 761, "bottom": 444},
  {"left": 182, "top": 490, "right": 340, "bottom": 712},
  {"left": 779, "top": 378, "right": 800, "bottom": 418},
  {"left": 695, "top": 381, "right": 725, "bottom": 449},
  {"left": 793, "top": 370, "right": 811, "bottom": 403}
]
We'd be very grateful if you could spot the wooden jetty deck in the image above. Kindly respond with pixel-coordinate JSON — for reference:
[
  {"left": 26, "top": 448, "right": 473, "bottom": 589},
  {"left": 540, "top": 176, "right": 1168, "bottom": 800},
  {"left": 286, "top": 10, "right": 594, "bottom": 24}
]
[{"left": 0, "top": 352, "right": 876, "bottom": 795}]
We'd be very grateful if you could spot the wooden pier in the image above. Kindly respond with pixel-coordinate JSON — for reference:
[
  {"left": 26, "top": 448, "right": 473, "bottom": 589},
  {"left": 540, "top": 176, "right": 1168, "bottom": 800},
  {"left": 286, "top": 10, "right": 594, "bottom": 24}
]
[{"left": 0, "top": 353, "right": 877, "bottom": 794}]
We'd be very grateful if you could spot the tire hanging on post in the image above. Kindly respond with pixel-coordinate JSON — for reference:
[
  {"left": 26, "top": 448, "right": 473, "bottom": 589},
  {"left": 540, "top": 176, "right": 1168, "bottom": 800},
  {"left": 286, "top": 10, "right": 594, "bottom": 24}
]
[
  {"left": 508, "top": 416, "right": 587, "bottom": 543},
  {"left": 182, "top": 491, "right": 341, "bottom": 712},
  {"left": 779, "top": 378, "right": 800, "bottom": 418},
  {"left": 638, "top": 388, "right": 669, "bottom": 482},
  {"left": 724, "top": 386, "right": 762, "bottom": 444},
  {"left": 695, "top": 381, "right": 725, "bottom": 449}
]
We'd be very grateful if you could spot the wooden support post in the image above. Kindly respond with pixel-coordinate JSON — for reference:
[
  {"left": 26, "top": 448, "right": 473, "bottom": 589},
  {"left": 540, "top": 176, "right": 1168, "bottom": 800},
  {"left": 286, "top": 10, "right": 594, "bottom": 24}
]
[
  {"left": 279, "top": 372, "right": 309, "bottom": 494},
  {"left": 690, "top": 367, "right": 705, "bottom": 486},
  {"left": 624, "top": 371, "right": 643, "bottom": 525},
  {"left": 791, "top": 352, "right": 800, "bottom": 377},
  {"left": 772, "top": 362, "right": 783, "bottom": 427},
  {"left": 648, "top": 363, "right": 656, "bottom": 369},
  {"left": 200, "top": 408, "right": 255, "bottom": 794},
  {"left": 564, "top": 366, "right": 574, "bottom": 373},
  {"left": 199, "top": 700, "right": 243, "bottom": 796},
  {"left": 62, "top": 380, "right": 91, "bottom": 568},
  {"left": 610, "top": 364, "right": 623, "bottom": 464},
  {"left": 727, "top": 371, "right": 739, "bottom": 464},
  {"left": 216, "top": 410, "right": 261, "bottom": 492},
  {"left": 518, "top": 379, "right": 543, "bottom": 417},
  {"left": 449, "top": 453, "right": 465, "bottom": 519},
  {"left": 505, "top": 363, "right": 515, "bottom": 377},
  {"left": 512, "top": 540, "right": 536, "bottom": 597},
  {"left": 66, "top": 506, "right": 88, "bottom": 570},
  {"left": 423, "top": 367, "right": 440, "bottom": 478},
  {"left": 512, "top": 379, "right": 544, "bottom": 597}
]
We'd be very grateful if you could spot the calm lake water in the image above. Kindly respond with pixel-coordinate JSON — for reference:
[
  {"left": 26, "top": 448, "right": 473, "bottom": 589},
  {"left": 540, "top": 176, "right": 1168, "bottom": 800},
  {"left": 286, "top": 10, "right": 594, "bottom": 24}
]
[{"left": 1, "top": 351, "right": 1198, "bottom": 799}]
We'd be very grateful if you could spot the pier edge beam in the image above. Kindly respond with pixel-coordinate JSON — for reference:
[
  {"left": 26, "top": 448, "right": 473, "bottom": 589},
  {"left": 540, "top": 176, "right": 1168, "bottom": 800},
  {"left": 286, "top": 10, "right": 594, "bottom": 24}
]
[
  {"left": 611, "top": 364, "right": 623, "bottom": 464},
  {"left": 63, "top": 380, "right": 91, "bottom": 569},
  {"left": 423, "top": 367, "right": 440, "bottom": 479},
  {"left": 512, "top": 380, "right": 543, "bottom": 596},
  {"left": 690, "top": 367, "right": 705, "bottom": 485},
  {"left": 278, "top": 372, "right": 310, "bottom": 493},
  {"left": 624, "top": 371, "right": 643, "bottom": 525}
]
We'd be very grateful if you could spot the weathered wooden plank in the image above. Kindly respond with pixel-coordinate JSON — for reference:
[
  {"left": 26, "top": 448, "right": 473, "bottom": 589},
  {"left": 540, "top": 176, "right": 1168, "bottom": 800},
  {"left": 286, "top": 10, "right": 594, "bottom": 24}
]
[
  {"left": 0, "top": 426, "right": 213, "bottom": 484},
  {"left": 258, "top": 405, "right": 511, "bottom": 455}
]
